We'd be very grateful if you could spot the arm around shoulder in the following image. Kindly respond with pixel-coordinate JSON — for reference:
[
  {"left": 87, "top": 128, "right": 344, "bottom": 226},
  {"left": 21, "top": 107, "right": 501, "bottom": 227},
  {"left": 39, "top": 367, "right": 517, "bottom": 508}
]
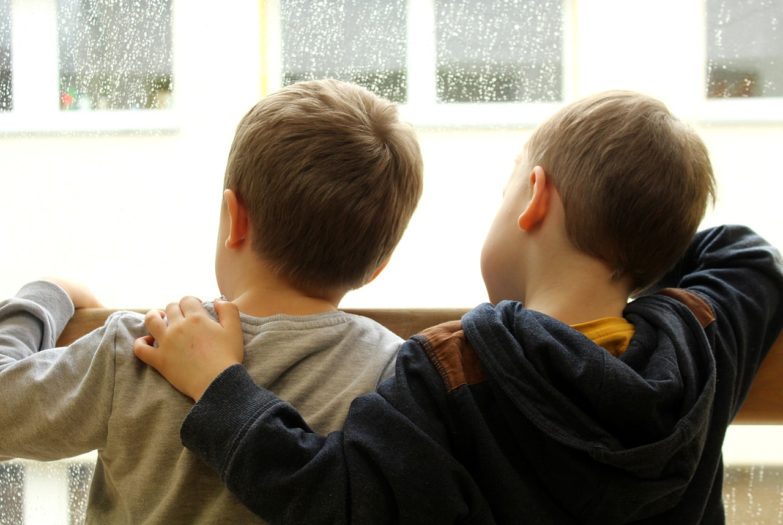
[{"left": 181, "top": 341, "right": 493, "bottom": 524}]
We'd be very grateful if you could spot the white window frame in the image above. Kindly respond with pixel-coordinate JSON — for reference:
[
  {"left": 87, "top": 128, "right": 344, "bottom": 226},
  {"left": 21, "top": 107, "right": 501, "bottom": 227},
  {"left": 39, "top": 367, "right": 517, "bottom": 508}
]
[
  {"left": 263, "top": 0, "right": 574, "bottom": 128},
  {"left": 696, "top": 0, "right": 783, "bottom": 124},
  {"left": 0, "top": 0, "right": 177, "bottom": 135},
  {"left": 699, "top": 96, "right": 783, "bottom": 124}
]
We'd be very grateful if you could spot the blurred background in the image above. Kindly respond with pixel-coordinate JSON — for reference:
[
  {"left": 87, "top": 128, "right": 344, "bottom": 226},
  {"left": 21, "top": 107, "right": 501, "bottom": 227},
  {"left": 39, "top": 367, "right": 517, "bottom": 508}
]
[{"left": 0, "top": 1, "right": 781, "bottom": 523}]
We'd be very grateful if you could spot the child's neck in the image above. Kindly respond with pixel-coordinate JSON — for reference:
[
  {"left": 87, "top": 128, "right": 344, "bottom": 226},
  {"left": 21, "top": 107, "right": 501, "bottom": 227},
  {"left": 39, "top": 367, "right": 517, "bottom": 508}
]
[
  {"left": 231, "top": 288, "right": 339, "bottom": 318},
  {"left": 224, "top": 269, "right": 341, "bottom": 318},
  {"left": 524, "top": 282, "right": 629, "bottom": 326},
  {"left": 522, "top": 250, "right": 632, "bottom": 326}
]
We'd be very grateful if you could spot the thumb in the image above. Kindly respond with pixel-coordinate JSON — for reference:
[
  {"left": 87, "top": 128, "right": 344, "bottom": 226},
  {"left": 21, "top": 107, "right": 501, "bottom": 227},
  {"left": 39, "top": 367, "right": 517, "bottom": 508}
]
[
  {"left": 214, "top": 300, "right": 241, "bottom": 331},
  {"left": 133, "top": 335, "right": 160, "bottom": 368}
]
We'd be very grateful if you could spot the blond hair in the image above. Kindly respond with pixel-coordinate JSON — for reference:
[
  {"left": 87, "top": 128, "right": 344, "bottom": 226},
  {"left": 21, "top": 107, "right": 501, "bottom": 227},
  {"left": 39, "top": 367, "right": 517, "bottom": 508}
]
[
  {"left": 225, "top": 79, "right": 423, "bottom": 295},
  {"left": 526, "top": 91, "right": 716, "bottom": 289}
]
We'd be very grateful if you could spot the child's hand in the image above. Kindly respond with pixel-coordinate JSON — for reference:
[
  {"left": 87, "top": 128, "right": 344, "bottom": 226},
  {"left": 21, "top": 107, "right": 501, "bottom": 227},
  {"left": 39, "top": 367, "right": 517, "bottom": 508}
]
[
  {"left": 133, "top": 297, "right": 244, "bottom": 402},
  {"left": 43, "top": 277, "right": 103, "bottom": 309}
]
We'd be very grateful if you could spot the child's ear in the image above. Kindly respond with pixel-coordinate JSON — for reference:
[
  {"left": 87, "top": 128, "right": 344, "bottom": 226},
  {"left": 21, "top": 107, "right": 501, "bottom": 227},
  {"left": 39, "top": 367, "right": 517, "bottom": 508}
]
[
  {"left": 518, "top": 166, "right": 550, "bottom": 232},
  {"left": 224, "top": 189, "right": 250, "bottom": 249},
  {"left": 367, "top": 258, "right": 390, "bottom": 284}
]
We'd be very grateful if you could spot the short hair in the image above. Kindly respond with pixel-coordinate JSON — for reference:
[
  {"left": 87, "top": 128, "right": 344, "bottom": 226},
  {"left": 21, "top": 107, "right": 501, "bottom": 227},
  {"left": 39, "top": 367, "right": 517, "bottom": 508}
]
[
  {"left": 224, "top": 79, "right": 423, "bottom": 295},
  {"left": 525, "top": 90, "right": 716, "bottom": 290}
]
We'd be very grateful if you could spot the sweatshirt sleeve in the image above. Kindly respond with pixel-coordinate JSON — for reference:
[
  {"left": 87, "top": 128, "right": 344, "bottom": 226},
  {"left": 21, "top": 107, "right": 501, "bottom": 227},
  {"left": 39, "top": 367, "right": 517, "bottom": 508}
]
[
  {"left": 654, "top": 225, "right": 783, "bottom": 417},
  {"left": 0, "top": 281, "right": 117, "bottom": 460},
  {"left": 181, "top": 340, "right": 492, "bottom": 524},
  {"left": 0, "top": 281, "right": 74, "bottom": 367}
]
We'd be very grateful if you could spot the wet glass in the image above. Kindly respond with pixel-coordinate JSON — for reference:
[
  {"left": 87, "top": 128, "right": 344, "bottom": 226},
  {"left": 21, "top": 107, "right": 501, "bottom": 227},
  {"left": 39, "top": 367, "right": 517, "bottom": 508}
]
[
  {"left": 0, "top": 0, "right": 10, "bottom": 111},
  {"left": 723, "top": 465, "right": 783, "bottom": 524},
  {"left": 707, "top": 0, "right": 783, "bottom": 97},
  {"left": 58, "top": 0, "right": 173, "bottom": 111},
  {"left": 67, "top": 463, "right": 94, "bottom": 525},
  {"left": 0, "top": 463, "right": 23, "bottom": 525},
  {"left": 281, "top": 0, "right": 407, "bottom": 103},
  {"left": 435, "top": 0, "right": 563, "bottom": 103}
]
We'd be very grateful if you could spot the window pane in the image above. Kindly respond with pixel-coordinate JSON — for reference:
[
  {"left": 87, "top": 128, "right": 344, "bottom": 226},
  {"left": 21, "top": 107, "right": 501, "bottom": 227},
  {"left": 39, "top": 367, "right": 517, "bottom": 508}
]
[
  {"left": 0, "top": 463, "right": 23, "bottom": 525},
  {"left": 0, "top": 0, "right": 11, "bottom": 111},
  {"left": 281, "top": 0, "right": 407, "bottom": 103},
  {"left": 723, "top": 465, "right": 783, "bottom": 522},
  {"left": 707, "top": 0, "right": 783, "bottom": 98},
  {"left": 58, "top": 0, "right": 173, "bottom": 111},
  {"left": 67, "top": 462, "right": 94, "bottom": 525},
  {"left": 435, "top": 0, "right": 563, "bottom": 103}
]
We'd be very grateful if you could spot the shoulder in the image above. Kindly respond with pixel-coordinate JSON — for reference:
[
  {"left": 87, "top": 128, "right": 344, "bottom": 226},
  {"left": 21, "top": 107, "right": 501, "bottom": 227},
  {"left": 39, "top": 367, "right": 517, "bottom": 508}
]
[
  {"left": 95, "top": 310, "right": 148, "bottom": 358},
  {"left": 406, "top": 320, "right": 486, "bottom": 393},
  {"left": 653, "top": 288, "right": 716, "bottom": 329},
  {"left": 104, "top": 310, "right": 146, "bottom": 334},
  {"left": 342, "top": 312, "right": 404, "bottom": 343}
]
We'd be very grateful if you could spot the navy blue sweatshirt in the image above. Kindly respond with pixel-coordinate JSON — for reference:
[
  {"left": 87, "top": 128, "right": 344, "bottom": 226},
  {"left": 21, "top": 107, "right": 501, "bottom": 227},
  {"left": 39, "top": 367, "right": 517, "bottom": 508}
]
[{"left": 181, "top": 226, "right": 783, "bottom": 524}]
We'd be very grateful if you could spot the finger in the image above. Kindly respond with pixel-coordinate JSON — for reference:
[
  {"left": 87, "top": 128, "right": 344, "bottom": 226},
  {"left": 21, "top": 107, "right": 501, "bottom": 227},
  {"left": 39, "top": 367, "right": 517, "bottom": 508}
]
[
  {"left": 133, "top": 335, "right": 160, "bottom": 367},
  {"left": 144, "top": 310, "right": 168, "bottom": 340},
  {"left": 165, "top": 301, "right": 184, "bottom": 323},
  {"left": 179, "top": 295, "right": 206, "bottom": 317},
  {"left": 214, "top": 300, "right": 241, "bottom": 330}
]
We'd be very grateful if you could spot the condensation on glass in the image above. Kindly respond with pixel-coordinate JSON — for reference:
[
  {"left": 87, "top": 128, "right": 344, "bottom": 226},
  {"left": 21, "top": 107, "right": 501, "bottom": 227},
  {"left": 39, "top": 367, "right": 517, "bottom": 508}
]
[
  {"left": 67, "top": 463, "right": 93, "bottom": 525},
  {"left": 707, "top": 0, "right": 783, "bottom": 98},
  {"left": 280, "top": 0, "right": 563, "bottom": 104},
  {"left": 57, "top": 0, "right": 172, "bottom": 111},
  {"left": 435, "top": 0, "right": 562, "bottom": 103},
  {"left": 0, "top": 0, "right": 11, "bottom": 111},
  {"left": 723, "top": 465, "right": 783, "bottom": 524},
  {"left": 0, "top": 463, "right": 23, "bottom": 525},
  {"left": 281, "top": 0, "right": 407, "bottom": 102}
]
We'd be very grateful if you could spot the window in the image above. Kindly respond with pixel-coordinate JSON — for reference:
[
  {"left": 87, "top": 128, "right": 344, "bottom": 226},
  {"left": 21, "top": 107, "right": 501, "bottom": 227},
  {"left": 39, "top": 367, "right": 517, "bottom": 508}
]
[
  {"left": 271, "top": 0, "right": 566, "bottom": 125},
  {"left": 723, "top": 465, "right": 783, "bottom": 523},
  {"left": 435, "top": 0, "right": 562, "bottom": 103},
  {"left": 66, "top": 462, "right": 93, "bottom": 525},
  {"left": 281, "top": 0, "right": 407, "bottom": 103},
  {"left": 0, "top": 463, "right": 23, "bottom": 525},
  {"left": 0, "top": 455, "right": 96, "bottom": 524},
  {"left": 702, "top": 0, "right": 783, "bottom": 122},
  {"left": 58, "top": 0, "right": 173, "bottom": 111},
  {"left": 0, "top": 0, "right": 10, "bottom": 111},
  {"left": 706, "top": 0, "right": 783, "bottom": 98},
  {"left": 0, "top": 0, "right": 174, "bottom": 133}
]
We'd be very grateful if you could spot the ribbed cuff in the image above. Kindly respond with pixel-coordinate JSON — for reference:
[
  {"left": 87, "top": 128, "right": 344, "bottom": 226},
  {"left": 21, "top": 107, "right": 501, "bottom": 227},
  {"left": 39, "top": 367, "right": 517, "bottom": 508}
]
[{"left": 17, "top": 281, "right": 75, "bottom": 335}]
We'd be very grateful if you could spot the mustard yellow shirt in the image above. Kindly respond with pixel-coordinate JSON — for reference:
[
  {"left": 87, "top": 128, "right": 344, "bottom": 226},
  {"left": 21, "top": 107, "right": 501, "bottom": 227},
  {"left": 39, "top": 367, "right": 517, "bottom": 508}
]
[{"left": 571, "top": 317, "right": 635, "bottom": 357}]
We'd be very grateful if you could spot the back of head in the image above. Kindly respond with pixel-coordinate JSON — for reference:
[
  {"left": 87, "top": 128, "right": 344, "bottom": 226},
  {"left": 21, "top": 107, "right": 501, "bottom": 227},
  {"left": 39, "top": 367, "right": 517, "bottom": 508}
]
[
  {"left": 526, "top": 91, "right": 716, "bottom": 290},
  {"left": 224, "top": 79, "right": 423, "bottom": 296}
]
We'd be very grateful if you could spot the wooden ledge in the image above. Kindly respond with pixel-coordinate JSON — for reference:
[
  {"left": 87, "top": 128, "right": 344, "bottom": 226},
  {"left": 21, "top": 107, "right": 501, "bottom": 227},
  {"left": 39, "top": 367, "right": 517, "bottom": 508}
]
[{"left": 57, "top": 308, "right": 783, "bottom": 424}]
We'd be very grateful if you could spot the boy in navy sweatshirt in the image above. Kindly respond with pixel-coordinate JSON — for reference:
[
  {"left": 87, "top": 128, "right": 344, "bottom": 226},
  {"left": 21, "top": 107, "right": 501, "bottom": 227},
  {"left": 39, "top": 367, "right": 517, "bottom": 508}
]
[{"left": 135, "top": 91, "right": 783, "bottom": 524}]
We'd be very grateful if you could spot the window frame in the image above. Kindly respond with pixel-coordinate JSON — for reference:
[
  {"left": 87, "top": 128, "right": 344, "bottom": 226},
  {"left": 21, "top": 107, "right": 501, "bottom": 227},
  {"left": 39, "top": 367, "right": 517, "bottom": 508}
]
[
  {"left": 0, "top": 0, "right": 177, "bottom": 135},
  {"left": 697, "top": 0, "right": 783, "bottom": 124}
]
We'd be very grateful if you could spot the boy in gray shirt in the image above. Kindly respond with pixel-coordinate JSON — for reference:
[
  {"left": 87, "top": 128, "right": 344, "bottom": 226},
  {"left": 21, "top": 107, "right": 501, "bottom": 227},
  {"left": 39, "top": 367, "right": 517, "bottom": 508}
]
[{"left": 0, "top": 79, "right": 423, "bottom": 524}]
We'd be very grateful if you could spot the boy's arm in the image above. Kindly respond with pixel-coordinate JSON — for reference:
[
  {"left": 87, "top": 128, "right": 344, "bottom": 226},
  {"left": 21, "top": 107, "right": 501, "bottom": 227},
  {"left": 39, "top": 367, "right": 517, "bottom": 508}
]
[
  {"left": 0, "top": 281, "right": 75, "bottom": 368},
  {"left": 134, "top": 299, "right": 492, "bottom": 524},
  {"left": 0, "top": 281, "right": 115, "bottom": 460},
  {"left": 652, "top": 225, "right": 783, "bottom": 417}
]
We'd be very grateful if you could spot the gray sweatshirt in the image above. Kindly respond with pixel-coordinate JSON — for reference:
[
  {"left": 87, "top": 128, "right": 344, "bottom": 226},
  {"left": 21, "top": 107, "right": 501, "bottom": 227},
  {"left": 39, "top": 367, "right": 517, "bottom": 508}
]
[{"left": 0, "top": 281, "right": 401, "bottom": 524}]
